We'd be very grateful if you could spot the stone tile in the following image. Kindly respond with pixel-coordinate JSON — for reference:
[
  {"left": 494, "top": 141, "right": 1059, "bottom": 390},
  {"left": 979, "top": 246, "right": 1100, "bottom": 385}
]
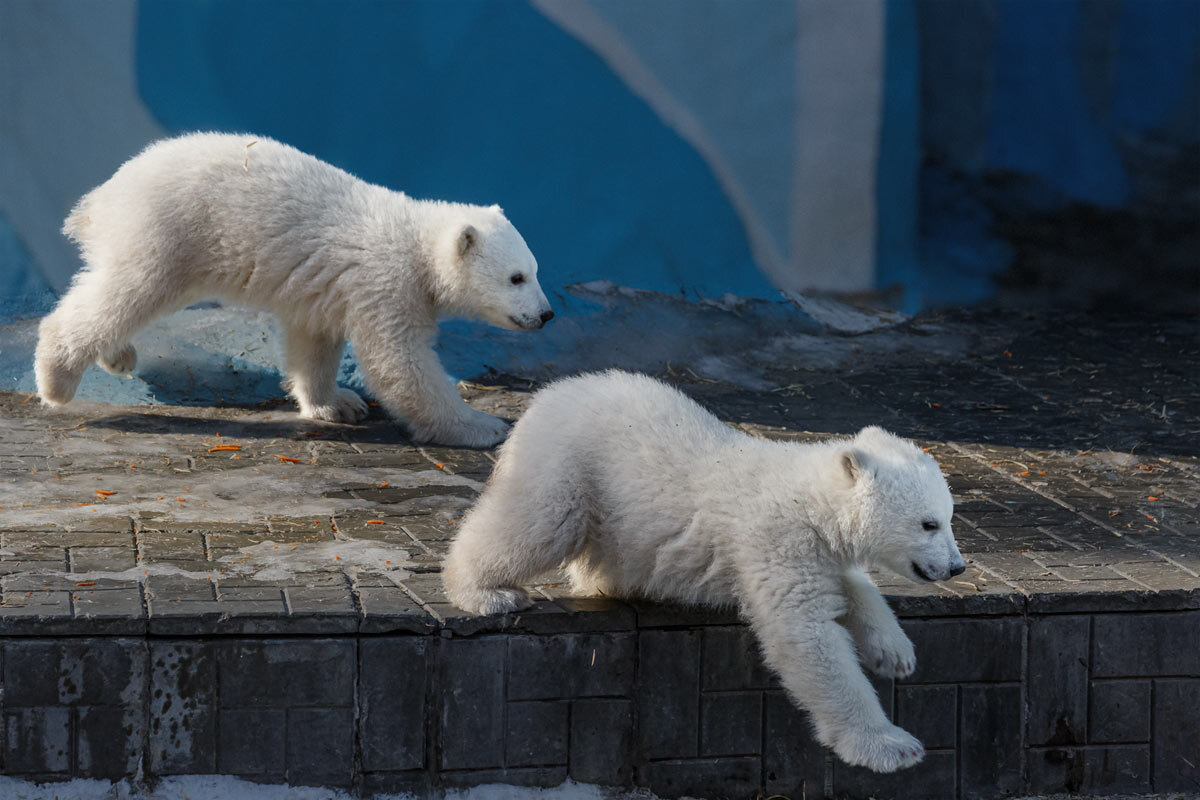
[
  {"left": 1029, "top": 745, "right": 1151, "bottom": 794},
  {"left": 3, "top": 707, "right": 70, "bottom": 773},
  {"left": 149, "top": 641, "right": 217, "bottom": 774},
  {"left": 287, "top": 707, "right": 355, "bottom": 786},
  {"left": 638, "top": 629, "right": 699, "bottom": 759},
  {"left": 569, "top": 698, "right": 633, "bottom": 785},
  {"left": 217, "top": 708, "right": 285, "bottom": 776},
  {"left": 1153, "top": 679, "right": 1200, "bottom": 791},
  {"left": 217, "top": 640, "right": 354, "bottom": 707},
  {"left": 1094, "top": 611, "right": 1200, "bottom": 677},
  {"left": 505, "top": 700, "right": 568, "bottom": 768},
  {"left": 1089, "top": 679, "right": 1150, "bottom": 744},
  {"left": 902, "top": 616, "right": 1023, "bottom": 683},
  {"left": 359, "top": 637, "right": 427, "bottom": 772},
  {"left": 77, "top": 704, "right": 142, "bottom": 778},
  {"left": 438, "top": 637, "right": 505, "bottom": 770},
  {"left": 834, "top": 749, "right": 956, "bottom": 800},
  {"left": 700, "top": 691, "right": 761, "bottom": 757},
  {"left": 959, "top": 685, "right": 1023, "bottom": 798},
  {"left": 507, "top": 633, "right": 635, "bottom": 701},
  {"left": 897, "top": 684, "right": 957, "bottom": 749},
  {"left": 701, "top": 625, "right": 775, "bottom": 690},
  {"left": 69, "top": 545, "right": 137, "bottom": 572},
  {"left": 762, "top": 691, "right": 826, "bottom": 796},
  {"left": 1027, "top": 615, "right": 1089, "bottom": 746}
]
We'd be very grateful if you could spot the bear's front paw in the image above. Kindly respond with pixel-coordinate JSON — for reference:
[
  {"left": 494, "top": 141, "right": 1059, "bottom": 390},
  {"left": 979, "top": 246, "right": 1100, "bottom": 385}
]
[
  {"left": 453, "top": 587, "right": 533, "bottom": 616},
  {"left": 833, "top": 722, "right": 925, "bottom": 773},
  {"left": 300, "top": 388, "right": 369, "bottom": 424},
  {"left": 99, "top": 344, "right": 137, "bottom": 375},
  {"left": 856, "top": 624, "right": 916, "bottom": 678},
  {"left": 420, "top": 411, "right": 510, "bottom": 448}
]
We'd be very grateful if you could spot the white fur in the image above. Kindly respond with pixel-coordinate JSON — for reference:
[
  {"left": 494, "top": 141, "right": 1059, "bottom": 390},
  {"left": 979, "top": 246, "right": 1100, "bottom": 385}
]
[
  {"left": 36, "top": 133, "right": 553, "bottom": 447},
  {"left": 444, "top": 370, "right": 965, "bottom": 773}
]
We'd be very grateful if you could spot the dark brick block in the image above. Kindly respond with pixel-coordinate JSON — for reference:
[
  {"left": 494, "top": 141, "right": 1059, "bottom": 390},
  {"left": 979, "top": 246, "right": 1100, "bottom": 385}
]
[
  {"left": 438, "top": 637, "right": 505, "bottom": 770},
  {"left": 569, "top": 698, "right": 633, "bottom": 784},
  {"left": 1028, "top": 615, "right": 1089, "bottom": 746},
  {"left": 701, "top": 626, "right": 774, "bottom": 690},
  {"left": 902, "top": 617, "right": 1023, "bottom": 683},
  {"left": 287, "top": 707, "right": 355, "bottom": 786},
  {"left": 217, "top": 708, "right": 285, "bottom": 776},
  {"left": 700, "top": 691, "right": 761, "bottom": 756},
  {"left": 959, "top": 685, "right": 1022, "bottom": 799},
  {"left": 359, "top": 637, "right": 427, "bottom": 772},
  {"left": 762, "top": 691, "right": 826, "bottom": 797},
  {"left": 149, "top": 641, "right": 217, "bottom": 774},
  {"left": 638, "top": 630, "right": 699, "bottom": 759},
  {"left": 3, "top": 707, "right": 70, "bottom": 773},
  {"left": 440, "top": 766, "right": 568, "bottom": 788},
  {"left": 1093, "top": 611, "right": 1200, "bottom": 677},
  {"left": 3, "top": 638, "right": 142, "bottom": 707},
  {"left": 643, "top": 756, "right": 761, "bottom": 799},
  {"left": 833, "top": 749, "right": 956, "bottom": 800},
  {"left": 507, "top": 632, "right": 635, "bottom": 700},
  {"left": 1154, "top": 679, "right": 1200, "bottom": 790},
  {"left": 1029, "top": 745, "right": 1150, "bottom": 794},
  {"left": 897, "top": 685, "right": 957, "bottom": 749},
  {"left": 505, "top": 701, "right": 568, "bottom": 768},
  {"left": 218, "top": 639, "right": 354, "bottom": 707},
  {"left": 76, "top": 705, "right": 141, "bottom": 778},
  {"left": 1089, "top": 680, "right": 1150, "bottom": 744}
]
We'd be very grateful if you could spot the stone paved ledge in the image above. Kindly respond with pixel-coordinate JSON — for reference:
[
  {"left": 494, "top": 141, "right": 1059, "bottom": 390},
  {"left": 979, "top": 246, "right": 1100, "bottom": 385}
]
[{"left": 1, "top": 309, "right": 1198, "bottom": 796}]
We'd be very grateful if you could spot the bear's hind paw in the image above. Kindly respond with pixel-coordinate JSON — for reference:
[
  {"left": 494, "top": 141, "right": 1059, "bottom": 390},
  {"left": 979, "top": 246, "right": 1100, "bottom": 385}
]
[
  {"left": 453, "top": 587, "right": 533, "bottom": 616},
  {"left": 99, "top": 344, "right": 137, "bottom": 375},
  {"left": 299, "top": 388, "right": 369, "bottom": 424}
]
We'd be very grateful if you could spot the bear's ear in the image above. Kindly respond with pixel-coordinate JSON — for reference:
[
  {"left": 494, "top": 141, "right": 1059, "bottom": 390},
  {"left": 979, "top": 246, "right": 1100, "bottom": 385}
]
[
  {"left": 841, "top": 448, "right": 871, "bottom": 484},
  {"left": 457, "top": 225, "right": 478, "bottom": 259}
]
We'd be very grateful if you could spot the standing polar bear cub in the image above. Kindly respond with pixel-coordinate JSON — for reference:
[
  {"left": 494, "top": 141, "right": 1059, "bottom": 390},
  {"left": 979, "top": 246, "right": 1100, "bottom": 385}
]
[
  {"left": 37, "top": 133, "right": 553, "bottom": 447},
  {"left": 444, "top": 371, "right": 966, "bottom": 773}
]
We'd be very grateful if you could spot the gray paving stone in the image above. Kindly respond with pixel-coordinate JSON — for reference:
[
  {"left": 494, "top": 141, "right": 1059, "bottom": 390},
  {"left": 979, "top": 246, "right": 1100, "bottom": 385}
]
[
  {"left": 638, "top": 629, "right": 699, "bottom": 759},
  {"left": 1028, "top": 745, "right": 1151, "bottom": 795},
  {"left": 359, "top": 637, "right": 427, "bottom": 772},
  {"left": 833, "top": 749, "right": 957, "bottom": 800},
  {"left": 643, "top": 756, "right": 761, "bottom": 799},
  {"left": 700, "top": 625, "right": 775, "bottom": 690},
  {"left": 902, "top": 617, "right": 1023, "bottom": 683},
  {"left": 762, "top": 691, "right": 826, "bottom": 796},
  {"left": 1027, "top": 615, "right": 1090, "bottom": 746},
  {"left": 505, "top": 700, "right": 568, "bottom": 768},
  {"left": 77, "top": 704, "right": 142, "bottom": 778},
  {"left": 439, "top": 766, "right": 568, "bottom": 789}
]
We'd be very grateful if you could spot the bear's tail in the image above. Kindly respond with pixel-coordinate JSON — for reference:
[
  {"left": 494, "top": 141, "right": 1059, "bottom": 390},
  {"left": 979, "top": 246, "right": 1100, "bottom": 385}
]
[{"left": 61, "top": 191, "right": 96, "bottom": 243}]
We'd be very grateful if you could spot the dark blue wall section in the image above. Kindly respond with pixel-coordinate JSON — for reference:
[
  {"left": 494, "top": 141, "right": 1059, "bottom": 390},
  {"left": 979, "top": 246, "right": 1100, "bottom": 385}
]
[{"left": 135, "top": 0, "right": 774, "bottom": 300}]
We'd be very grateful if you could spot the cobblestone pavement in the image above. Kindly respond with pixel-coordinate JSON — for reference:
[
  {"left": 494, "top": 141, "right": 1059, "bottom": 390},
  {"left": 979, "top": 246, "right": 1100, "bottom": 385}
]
[{"left": 1, "top": 309, "right": 1196, "bottom": 633}]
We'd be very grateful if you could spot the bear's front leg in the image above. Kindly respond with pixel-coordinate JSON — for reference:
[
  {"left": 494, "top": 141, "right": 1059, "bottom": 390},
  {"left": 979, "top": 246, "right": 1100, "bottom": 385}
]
[
  {"left": 745, "top": 579, "right": 924, "bottom": 773},
  {"left": 351, "top": 324, "right": 510, "bottom": 447},
  {"left": 840, "top": 566, "right": 916, "bottom": 678}
]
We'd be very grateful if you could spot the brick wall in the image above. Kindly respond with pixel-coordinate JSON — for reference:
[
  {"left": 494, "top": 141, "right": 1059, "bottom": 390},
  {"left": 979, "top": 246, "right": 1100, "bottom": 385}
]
[{"left": 2, "top": 609, "right": 1198, "bottom": 797}]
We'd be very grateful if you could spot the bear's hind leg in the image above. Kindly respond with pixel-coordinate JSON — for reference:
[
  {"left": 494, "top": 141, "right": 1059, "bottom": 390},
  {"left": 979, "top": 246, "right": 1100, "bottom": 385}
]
[
  {"left": 36, "top": 266, "right": 179, "bottom": 405},
  {"left": 444, "top": 474, "right": 588, "bottom": 615},
  {"left": 284, "top": 325, "right": 367, "bottom": 423}
]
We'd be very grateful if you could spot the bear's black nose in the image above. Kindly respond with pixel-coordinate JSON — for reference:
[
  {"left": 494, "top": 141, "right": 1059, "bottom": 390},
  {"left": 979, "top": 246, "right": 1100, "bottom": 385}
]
[
  {"left": 950, "top": 563, "right": 966, "bottom": 577},
  {"left": 540, "top": 310, "right": 555, "bottom": 324}
]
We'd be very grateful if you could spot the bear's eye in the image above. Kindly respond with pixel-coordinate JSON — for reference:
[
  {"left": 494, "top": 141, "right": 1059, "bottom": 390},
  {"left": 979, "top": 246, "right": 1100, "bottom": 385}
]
[
  {"left": 922, "top": 520, "right": 940, "bottom": 532},
  {"left": 510, "top": 273, "right": 526, "bottom": 286}
]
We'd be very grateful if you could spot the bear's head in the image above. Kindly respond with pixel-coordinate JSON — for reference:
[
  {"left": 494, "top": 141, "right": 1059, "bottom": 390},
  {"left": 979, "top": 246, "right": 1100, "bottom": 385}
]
[
  {"left": 435, "top": 205, "right": 553, "bottom": 331},
  {"left": 839, "top": 426, "right": 965, "bottom": 583}
]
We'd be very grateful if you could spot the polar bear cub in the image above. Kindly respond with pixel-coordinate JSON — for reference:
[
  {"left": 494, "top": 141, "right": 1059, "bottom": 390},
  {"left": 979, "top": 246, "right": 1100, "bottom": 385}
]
[
  {"left": 444, "top": 371, "right": 966, "bottom": 773},
  {"left": 36, "top": 133, "right": 553, "bottom": 447}
]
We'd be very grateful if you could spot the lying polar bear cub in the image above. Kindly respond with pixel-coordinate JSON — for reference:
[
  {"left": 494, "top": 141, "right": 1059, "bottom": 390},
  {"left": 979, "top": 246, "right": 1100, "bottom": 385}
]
[
  {"left": 444, "top": 370, "right": 966, "bottom": 773},
  {"left": 36, "top": 133, "right": 552, "bottom": 447}
]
